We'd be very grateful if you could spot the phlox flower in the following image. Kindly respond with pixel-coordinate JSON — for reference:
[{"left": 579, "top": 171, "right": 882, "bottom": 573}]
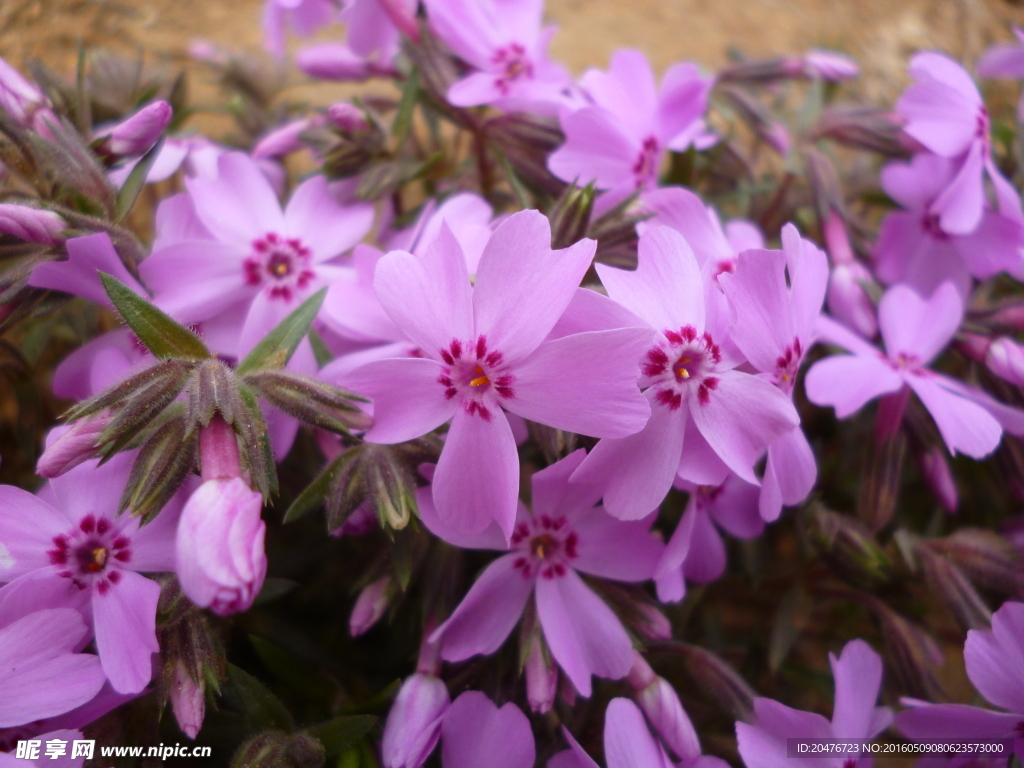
[
  {"left": 263, "top": 0, "right": 341, "bottom": 58},
  {"left": 423, "top": 0, "right": 574, "bottom": 111},
  {"left": 548, "top": 697, "right": 728, "bottom": 768},
  {"left": 977, "top": 27, "right": 1024, "bottom": 122},
  {"left": 896, "top": 600, "right": 1024, "bottom": 758},
  {"left": 549, "top": 51, "right": 713, "bottom": 211},
  {"left": 875, "top": 153, "right": 1024, "bottom": 298},
  {"left": 342, "top": 210, "right": 653, "bottom": 538},
  {"left": 425, "top": 449, "right": 664, "bottom": 697},
  {"left": 571, "top": 226, "right": 800, "bottom": 521},
  {"left": 0, "top": 450, "right": 188, "bottom": 694},
  {"left": 736, "top": 639, "right": 892, "bottom": 768},
  {"left": 895, "top": 52, "right": 1021, "bottom": 235},
  {"left": 440, "top": 692, "right": 534, "bottom": 768},
  {"left": 719, "top": 224, "right": 828, "bottom": 522},
  {"left": 805, "top": 283, "right": 1017, "bottom": 459}
]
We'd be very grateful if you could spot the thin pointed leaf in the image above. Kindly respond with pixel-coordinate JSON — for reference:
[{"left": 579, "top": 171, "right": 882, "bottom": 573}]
[
  {"left": 236, "top": 382, "right": 278, "bottom": 499},
  {"left": 235, "top": 288, "right": 327, "bottom": 376},
  {"left": 305, "top": 716, "right": 377, "bottom": 757},
  {"left": 115, "top": 136, "right": 164, "bottom": 222},
  {"left": 392, "top": 68, "right": 419, "bottom": 143},
  {"left": 99, "top": 272, "right": 210, "bottom": 360},
  {"left": 283, "top": 448, "right": 362, "bottom": 524}
]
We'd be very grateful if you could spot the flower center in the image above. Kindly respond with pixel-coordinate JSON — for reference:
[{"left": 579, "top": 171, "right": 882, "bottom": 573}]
[
  {"left": 892, "top": 351, "right": 922, "bottom": 372},
  {"left": 774, "top": 337, "right": 803, "bottom": 393},
  {"left": 631, "top": 136, "right": 661, "bottom": 188},
  {"left": 922, "top": 212, "right": 951, "bottom": 241},
  {"left": 493, "top": 44, "right": 533, "bottom": 94},
  {"left": 510, "top": 515, "right": 579, "bottom": 580},
  {"left": 437, "top": 336, "right": 516, "bottom": 421},
  {"left": 48, "top": 514, "right": 132, "bottom": 594},
  {"left": 244, "top": 232, "right": 315, "bottom": 300},
  {"left": 642, "top": 325, "right": 722, "bottom": 409}
]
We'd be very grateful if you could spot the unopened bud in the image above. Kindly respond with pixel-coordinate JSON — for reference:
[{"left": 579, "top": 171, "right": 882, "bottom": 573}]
[
  {"left": 985, "top": 336, "right": 1024, "bottom": 386},
  {"left": 929, "top": 528, "right": 1024, "bottom": 595},
  {"left": 806, "top": 503, "right": 892, "bottom": 588},
  {"left": 917, "top": 447, "right": 959, "bottom": 513},
  {"left": 364, "top": 445, "right": 416, "bottom": 530},
  {"left": 717, "top": 57, "right": 807, "bottom": 84},
  {"left": 811, "top": 106, "right": 911, "bottom": 157},
  {"left": 629, "top": 658, "right": 700, "bottom": 762},
  {"left": 231, "top": 731, "right": 290, "bottom": 768},
  {"left": 635, "top": 603, "right": 673, "bottom": 641},
  {"left": 872, "top": 602, "right": 945, "bottom": 701},
  {"left": 244, "top": 371, "right": 371, "bottom": 434},
  {"left": 828, "top": 260, "right": 878, "bottom": 339},
  {"left": 296, "top": 44, "right": 391, "bottom": 82},
  {"left": 802, "top": 50, "right": 859, "bottom": 81},
  {"left": 956, "top": 331, "right": 991, "bottom": 362},
  {"left": 350, "top": 575, "right": 392, "bottom": 636},
  {"left": 36, "top": 413, "right": 112, "bottom": 478},
  {"left": 656, "top": 642, "right": 755, "bottom": 722},
  {"left": 330, "top": 503, "right": 377, "bottom": 538},
  {"left": 199, "top": 414, "right": 242, "bottom": 481},
  {"left": 327, "top": 103, "right": 371, "bottom": 135},
  {"left": 719, "top": 86, "right": 790, "bottom": 155},
  {"left": 95, "top": 101, "right": 172, "bottom": 160},
  {"left": 549, "top": 183, "right": 595, "bottom": 249},
  {"left": 381, "top": 672, "right": 449, "bottom": 768},
  {"left": 524, "top": 633, "right": 557, "bottom": 714},
  {"left": 0, "top": 56, "right": 51, "bottom": 130},
  {"left": 171, "top": 660, "right": 205, "bottom": 740},
  {"left": 915, "top": 545, "right": 991, "bottom": 631},
  {"left": 0, "top": 204, "right": 65, "bottom": 245},
  {"left": 253, "top": 117, "right": 323, "bottom": 160}
]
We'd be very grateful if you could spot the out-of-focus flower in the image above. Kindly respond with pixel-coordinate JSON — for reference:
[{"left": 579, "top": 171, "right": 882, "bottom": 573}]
[
  {"left": 426, "top": 450, "right": 663, "bottom": 697},
  {"left": 296, "top": 43, "right": 397, "bottom": 81},
  {"left": 440, "top": 691, "right": 535, "bottom": 768},
  {"left": 820, "top": 209, "right": 879, "bottom": 339},
  {"left": 549, "top": 51, "right": 713, "bottom": 211},
  {"left": 382, "top": 638, "right": 449, "bottom": 768},
  {"left": 572, "top": 226, "right": 799, "bottom": 521},
  {"left": 985, "top": 336, "right": 1024, "bottom": 387},
  {"left": 803, "top": 50, "right": 859, "bottom": 80},
  {"left": 252, "top": 116, "right": 326, "bottom": 160},
  {"left": 736, "top": 639, "right": 892, "bottom": 768},
  {"left": 0, "top": 452, "right": 184, "bottom": 694},
  {"left": 807, "top": 283, "right": 1016, "bottom": 459},
  {"left": 977, "top": 28, "right": 1024, "bottom": 122},
  {"left": 917, "top": 446, "right": 959, "bottom": 513},
  {"left": 35, "top": 413, "right": 113, "bottom": 479},
  {"left": 897, "top": 600, "right": 1024, "bottom": 758},
  {"left": 263, "top": 0, "right": 341, "bottom": 59},
  {"left": 0, "top": 56, "right": 56, "bottom": 134},
  {"left": 349, "top": 575, "right": 392, "bottom": 636},
  {"left": 342, "top": 211, "right": 652, "bottom": 538},
  {"left": 0, "top": 204, "right": 65, "bottom": 246},
  {"left": 93, "top": 101, "right": 172, "bottom": 161},
  {"left": 626, "top": 653, "right": 701, "bottom": 763}
]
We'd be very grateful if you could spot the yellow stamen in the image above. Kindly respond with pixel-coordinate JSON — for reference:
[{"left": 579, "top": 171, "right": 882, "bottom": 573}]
[
  {"left": 86, "top": 547, "right": 107, "bottom": 573},
  {"left": 677, "top": 368, "right": 690, "bottom": 379},
  {"left": 469, "top": 365, "right": 489, "bottom": 387}
]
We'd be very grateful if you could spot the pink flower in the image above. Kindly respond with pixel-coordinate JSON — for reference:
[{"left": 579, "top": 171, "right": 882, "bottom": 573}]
[
  {"left": 736, "top": 640, "right": 892, "bottom": 768},
  {"left": 0, "top": 609, "right": 105, "bottom": 728},
  {"left": 94, "top": 101, "right": 172, "bottom": 160},
  {"left": 0, "top": 204, "right": 65, "bottom": 246},
  {"left": 549, "top": 51, "right": 713, "bottom": 210},
  {"left": 571, "top": 226, "right": 800, "bottom": 521},
  {"left": 976, "top": 27, "right": 1024, "bottom": 123},
  {"left": 263, "top": 0, "right": 341, "bottom": 59},
  {"left": 342, "top": 210, "right": 653, "bottom": 538},
  {"left": 0, "top": 453, "right": 185, "bottom": 694},
  {"left": 425, "top": 450, "right": 664, "bottom": 697},
  {"left": 0, "top": 56, "right": 56, "bottom": 135},
  {"left": 423, "top": 0, "right": 574, "bottom": 112},
  {"left": 140, "top": 151, "right": 373, "bottom": 355},
  {"left": 875, "top": 153, "right": 1024, "bottom": 298},
  {"left": 986, "top": 336, "right": 1024, "bottom": 386},
  {"left": 382, "top": 639, "right": 449, "bottom": 768},
  {"left": 440, "top": 691, "right": 534, "bottom": 768},
  {"left": 806, "top": 283, "right": 1011, "bottom": 459}
]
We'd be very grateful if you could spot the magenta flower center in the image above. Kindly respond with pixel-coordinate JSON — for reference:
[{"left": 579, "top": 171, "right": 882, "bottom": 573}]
[
  {"left": 922, "top": 212, "right": 951, "bottom": 241},
  {"left": 643, "top": 325, "right": 722, "bottom": 409},
  {"left": 891, "top": 350, "right": 923, "bottom": 373},
  {"left": 48, "top": 513, "right": 132, "bottom": 594},
  {"left": 632, "top": 136, "right": 661, "bottom": 188},
  {"left": 510, "top": 514, "right": 579, "bottom": 580},
  {"left": 492, "top": 44, "right": 534, "bottom": 95},
  {"left": 774, "top": 337, "right": 804, "bottom": 393},
  {"left": 244, "top": 232, "right": 315, "bottom": 300},
  {"left": 437, "top": 335, "right": 516, "bottom": 421}
]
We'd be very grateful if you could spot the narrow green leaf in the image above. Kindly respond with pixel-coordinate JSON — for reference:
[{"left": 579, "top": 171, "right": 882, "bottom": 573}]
[
  {"left": 235, "top": 288, "right": 327, "bottom": 376},
  {"left": 115, "top": 136, "right": 164, "bottom": 222},
  {"left": 283, "top": 449, "right": 360, "bottom": 523},
  {"left": 224, "top": 663, "right": 294, "bottom": 732},
  {"left": 305, "top": 715, "right": 376, "bottom": 757},
  {"left": 392, "top": 68, "right": 419, "bottom": 143},
  {"left": 99, "top": 272, "right": 210, "bottom": 360},
  {"left": 236, "top": 383, "right": 279, "bottom": 499},
  {"left": 308, "top": 328, "right": 334, "bottom": 368}
]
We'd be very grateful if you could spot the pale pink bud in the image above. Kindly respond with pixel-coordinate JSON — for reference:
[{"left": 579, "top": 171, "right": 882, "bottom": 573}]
[
  {"left": 524, "top": 634, "right": 557, "bottom": 714},
  {"left": 828, "top": 261, "right": 878, "bottom": 339},
  {"left": 381, "top": 674, "right": 449, "bottom": 768},
  {"left": 0, "top": 56, "right": 47, "bottom": 127},
  {"left": 350, "top": 575, "right": 391, "bottom": 636},
  {"left": 171, "top": 661, "right": 205, "bottom": 740},
  {"left": 199, "top": 415, "right": 241, "bottom": 481},
  {"left": 296, "top": 44, "right": 378, "bottom": 81},
  {"left": 175, "top": 477, "right": 266, "bottom": 616},
  {"left": 0, "top": 204, "right": 65, "bottom": 246},
  {"left": 36, "top": 414, "right": 112, "bottom": 478},
  {"left": 253, "top": 117, "right": 324, "bottom": 160},
  {"left": 803, "top": 50, "right": 859, "bottom": 81},
  {"left": 635, "top": 603, "right": 673, "bottom": 641},
  {"left": 918, "top": 447, "right": 959, "bottom": 513},
  {"left": 628, "top": 654, "right": 700, "bottom": 762},
  {"left": 986, "top": 336, "right": 1024, "bottom": 386},
  {"left": 97, "top": 101, "right": 172, "bottom": 159},
  {"left": 327, "top": 103, "right": 370, "bottom": 135}
]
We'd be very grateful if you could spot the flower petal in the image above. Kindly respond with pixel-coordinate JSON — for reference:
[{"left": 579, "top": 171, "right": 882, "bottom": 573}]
[
  {"left": 572, "top": 509, "right": 662, "bottom": 583},
  {"left": 878, "top": 282, "right": 962, "bottom": 365},
  {"left": 0, "top": 487, "right": 69, "bottom": 581},
  {"left": 735, "top": 698, "right": 835, "bottom": 768},
  {"left": 963, "top": 601, "right": 1024, "bottom": 713},
  {"left": 905, "top": 374, "right": 1003, "bottom": 459},
  {"left": 284, "top": 174, "right": 374, "bottom": 261},
  {"left": 603, "top": 698, "right": 674, "bottom": 768},
  {"left": 185, "top": 151, "right": 284, "bottom": 246},
  {"left": 440, "top": 691, "right": 535, "bottom": 768},
  {"left": 141, "top": 240, "right": 250, "bottom": 324},
  {"left": 92, "top": 570, "right": 160, "bottom": 694},
  {"left": 804, "top": 355, "right": 904, "bottom": 418},
  {"left": 829, "top": 639, "right": 889, "bottom": 738}
]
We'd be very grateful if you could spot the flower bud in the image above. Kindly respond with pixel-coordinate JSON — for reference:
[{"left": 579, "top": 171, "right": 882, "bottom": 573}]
[
  {"left": 0, "top": 204, "right": 65, "bottom": 246},
  {"left": 524, "top": 633, "right": 557, "bottom": 714},
  {"left": 296, "top": 44, "right": 386, "bottom": 82},
  {"left": 627, "top": 653, "right": 700, "bottom": 762},
  {"left": 802, "top": 50, "right": 859, "bottom": 81},
  {"left": 176, "top": 477, "right": 267, "bottom": 616},
  {"left": 930, "top": 528, "right": 1024, "bottom": 595},
  {"left": 634, "top": 603, "right": 673, "bottom": 641},
  {"left": 327, "top": 103, "right": 371, "bottom": 135},
  {"left": 806, "top": 502, "right": 892, "bottom": 588},
  {"left": 171, "top": 660, "right": 205, "bottom": 739},
  {"left": 96, "top": 101, "right": 173, "bottom": 160},
  {"left": 252, "top": 118, "right": 319, "bottom": 160},
  {"left": 0, "top": 56, "right": 50, "bottom": 130},
  {"left": 350, "top": 575, "right": 392, "bottom": 636},
  {"left": 36, "top": 412, "right": 112, "bottom": 478},
  {"left": 199, "top": 415, "right": 242, "bottom": 481},
  {"left": 985, "top": 336, "right": 1024, "bottom": 386},
  {"left": 915, "top": 545, "right": 991, "bottom": 632},
  {"left": 549, "top": 183, "right": 595, "bottom": 250},
  {"left": 827, "top": 260, "right": 878, "bottom": 339},
  {"left": 810, "top": 106, "right": 910, "bottom": 157},
  {"left": 917, "top": 447, "right": 959, "bottom": 513},
  {"left": 330, "top": 503, "right": 377, "bottom": 538},
  {"left": 381, "top": 674, "right": 449, "bottom": 768},
  {"left": 719, "top": 86, "right": 790, "bottom": 155}
]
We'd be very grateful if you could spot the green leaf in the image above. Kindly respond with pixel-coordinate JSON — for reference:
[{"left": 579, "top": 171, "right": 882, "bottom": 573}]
[
  {"left": 115, "top": 136, "right": 164, "bottom": 222},
  {"left": 308, "top": 328, "right": 334, "bottom": 368},
  {"left": 392, "top": 68, "right": 419, "bottom": 143},
  {"left": 224, "top": 664, "right": 294, "bottom": 732},
  {"left": 235, "top": 288, "right": 327, "bottom": 376},
  {"left": 249, "top": 635, "right": 334, "bottom": 703},
  {"left": 99, "top": 272, "right": 210, "bottom": 360},
  {"left": 236, "top": 383, "right": 279, "bottom": 498},
  {"left": 283, "top": 449, "right": 360, "bottom": 523},
  {"left": 305, "top": 716, "right": 377, "bottom": 757}
]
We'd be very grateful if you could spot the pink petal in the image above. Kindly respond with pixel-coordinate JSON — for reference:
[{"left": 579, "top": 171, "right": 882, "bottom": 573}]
[
  {"left": 508, "top": 329, "right": 651, "bottom": 438},
  {"left": 719, "top": 247, "right": 794, "bottom": 372},
  {"left": 548, "top": 287, "right": 649, "bottom": 341},
  {"left": 47, "top": 452, "right": 135, "bottom": 525},
  {"left": 736, "top": 698, "right": 835, "bottom": 768},
  {"left": 658, "top": 62, "right": 712, "bottom": 149},
  {"left": 880, "top": 154, "right": 956, "bottom": 212},
  {"left": 930, "top": 140, "right": 985, "bottom": 235},
  {"left": 640, "top": 188, "right": 733, "bottom": 270},
  {"left": 185, "top": 152, "right": 285, "bottom": 246},
  {"left": 897, "top": 52, "right": 982, "bottom": 157},
  {"left": 905, "top": 374, "right": 1002, "bottom": 459},
  {"left": 676, "top": 418, "right": 731, "bottom": 486},
  {"left": 963, "top": 598, "right": 1024, "bottom": 713},
  {"left": 804, "top": 355, "right": 905, "bottom": 418},
  {"left": 603, "top": 698, "right": 674, "bottom": 768},
  {"left": 689, "top": 370, "right": 799, "bottom": 485},
  {"left": 129, "top": 485, "right": 191, "bottom": 573},
  {"left": 433, "top": 407, "right": 520, "bottom": 538},
  {"left": 343, "top": 358, "right": 457, "bottom": 444},
  {"left": 284, "top": 174, "right": 373, "bottom": 261},
  {"left": 141, "top": 240, "right": 250, "bottom": 323},
  {"left": 829, "top": 639, "right": 890, "bottom": 738},
  {"left": 29, "top": 233, "right": 146, "bottom": 307},
  {"left": 763, "top": 427, "right": 816, "bottom": 517},
  {"left": 440, "top": 691, "right": 536, "bottom": 768},
  {"left": 414, "top": 486, "right": 512, "bottom": 551},
  {"left": 0, "top": 487, "right": 69, "bottom": 581},
  {"left": 655, "top": 498, "right": 697, "bottom": 581},
  {"left": 432, "top": 555, "right": 532, "bottom": 662},
  {"left": 473, "top": 211, "right": 596, "bottom": 364},
  {"left": 550, "top": 727, "right": 600, "bottom": 768},
  {"left": 814, "top": 315, "right": 880, "bottom": 358},
  {"left": 375, "top": 223, "right": 474, "bottom": 356},
  {"left": 547, "top": 106, "right": 638, "bottom": 190},
  {"left": 584, "top": 50, "right": 659, "bottom": 140},
  {"left": 343, "top": 0, "right": 403, "bottom": 59},
  {"left": 535, "top": 569, "right": 634, "bottom": 696},
  {"left": 0, "top": 568, "right": 90, "bottom": 627},
  {"left": 92, "top": 570, "right": 160, "bottom": 694},
  {"left": 596, "top": 226, "right": 705, "bottom": 333},
  {"left": 878, "top": 283, "right": 961, "bottom": 364},
  {"left": 957, "top": 210, "right": 1024, "bottom": 280},
  {"left": 707, "top": 475, "right": 764, "bottom": 539},
  {"left": 571, "top": 391, "right": 687, "bottom": 521},
  {"left": 977, "top": 40, "right": 1024, "bottom": 78},
  {"left": 896, "top": 703, "right": 1019, "bottom": 742},
  {"left": 530, "top": 449, "right": 603, "bottom": 520},
  {"left": 571, "top": 509, "right": 663, "bottom": 582},
  {"left": 321, "top": 270, "right": 402, "bottom": 343},
  {"left": 152, "top": 192, "right": 213, "bottom": 251},
  {"left": 681, "top": 507, "right": 725, "bottom": 583},
  {"left": 447, "top": 72, "right": 508, "bottom": 107}
]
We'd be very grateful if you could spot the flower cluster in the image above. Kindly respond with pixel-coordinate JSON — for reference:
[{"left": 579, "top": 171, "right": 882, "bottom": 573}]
[{"left": 0, "top": 1, "right": 1023, "bottom": 765}]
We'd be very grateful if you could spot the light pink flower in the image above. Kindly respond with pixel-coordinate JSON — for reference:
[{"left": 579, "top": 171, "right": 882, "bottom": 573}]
[
  {"left": 440, "top": 691, "right": 535, "bottom": 768},
  {"left": 263, "top": 0, "right": 341, "bottom": 59}
]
